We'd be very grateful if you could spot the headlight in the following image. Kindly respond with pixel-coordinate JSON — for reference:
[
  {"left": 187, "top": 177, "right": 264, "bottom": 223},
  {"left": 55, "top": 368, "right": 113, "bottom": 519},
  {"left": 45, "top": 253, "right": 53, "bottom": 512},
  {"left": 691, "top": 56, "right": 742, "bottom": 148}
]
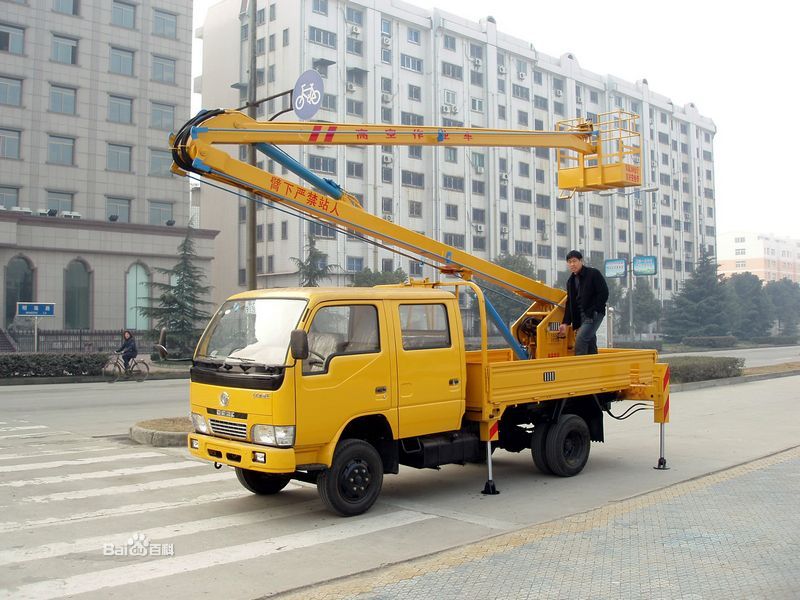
[
  {"left": 252, "top": 425, "right": 295, "bottom": 447},
  {"left": 191, "top": 413, "right": 209, "bottom": 434}
]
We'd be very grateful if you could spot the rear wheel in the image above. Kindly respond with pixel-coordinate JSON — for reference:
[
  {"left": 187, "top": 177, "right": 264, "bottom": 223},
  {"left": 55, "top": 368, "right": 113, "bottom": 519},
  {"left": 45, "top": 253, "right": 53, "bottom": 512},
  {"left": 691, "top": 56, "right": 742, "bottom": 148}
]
[
  {"left": 103, "top": 361, "right": 121, "bottom": 383},
  {"left": 544, "top": 414, "right": 590, "bottom": 477},
  {"left": 130, "top": 360, "right": 149, "bottom": 382},
  {"left": 235, "top": 468, "right": 291, "bottom": 495},
  {"left": 531, "top": 422, "right": 552, "bottom": 474},
  {"left": 318, "top": 439, "right": 383, "bottom": 517}
]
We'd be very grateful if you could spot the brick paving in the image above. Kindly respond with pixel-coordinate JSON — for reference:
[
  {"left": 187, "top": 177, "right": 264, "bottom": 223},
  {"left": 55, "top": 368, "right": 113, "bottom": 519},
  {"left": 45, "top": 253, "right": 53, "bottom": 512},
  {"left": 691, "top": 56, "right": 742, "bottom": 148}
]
[{"left": 278, "top": 446, "right": 800, "bottom": 600}]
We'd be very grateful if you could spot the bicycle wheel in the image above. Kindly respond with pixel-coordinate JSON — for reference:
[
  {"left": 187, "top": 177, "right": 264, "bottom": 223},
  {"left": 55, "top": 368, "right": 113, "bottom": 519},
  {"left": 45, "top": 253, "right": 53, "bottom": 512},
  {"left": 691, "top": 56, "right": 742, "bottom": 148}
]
[
  {"left": 130, "top": 361, "right": 149, "bottom": 382},
  {"left": 103, "top": 361, "right": 122, "bottom": 383}
]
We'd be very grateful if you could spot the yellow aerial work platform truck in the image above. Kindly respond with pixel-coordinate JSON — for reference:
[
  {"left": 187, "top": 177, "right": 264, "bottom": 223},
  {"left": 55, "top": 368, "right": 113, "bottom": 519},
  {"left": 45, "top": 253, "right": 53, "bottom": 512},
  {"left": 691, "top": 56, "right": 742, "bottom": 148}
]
[{"left": 170, "top": 109, "right": 670, "bottom": 516}]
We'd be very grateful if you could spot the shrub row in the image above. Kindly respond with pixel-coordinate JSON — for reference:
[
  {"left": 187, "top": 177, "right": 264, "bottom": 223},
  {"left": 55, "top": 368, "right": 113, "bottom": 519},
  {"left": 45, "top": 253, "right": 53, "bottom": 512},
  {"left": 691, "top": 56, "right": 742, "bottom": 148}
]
[
  {"left": 613, "top": 340, "right": 663, "bottom": 351},
  {"left": 0, "top": 353, "right": 108, "bottom": 378},
  {"left": 749, "top": 336, "right": 798, "bottom": 346},
  {"left": 665, "top": 356, "right": 744, "bottom": 383},
  {"left": 682, "top": 336, "right": 738, "bottom": 348}
]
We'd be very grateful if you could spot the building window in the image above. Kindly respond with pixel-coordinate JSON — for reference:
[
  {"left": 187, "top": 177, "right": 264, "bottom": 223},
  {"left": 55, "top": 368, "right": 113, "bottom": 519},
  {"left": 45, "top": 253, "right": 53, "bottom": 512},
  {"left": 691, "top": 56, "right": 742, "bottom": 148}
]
[
  {"left": 381, "top": 48, "right": 391, "bottom": 64},
  {"left": 54, "top": 0, "right": 80, "bottom": 16},
  {"left": 309, "top": 26, "right": 336, "bottom": 49},
  {"left": 472, "top": 208, "right": 485, "bottom": 223},
  {"left": 106, "top": 196, "right": 130, "bottom": 222},
  {"left": 47, "top": 190, "right": 73, "bottom": 213},
  {"left": 441, "top": 62, "right": 463, "bottom": 80},
  {"left": 312, "top": 0, "right": 328, "bottom": 15},
  {"left": 345, "top": 6, "right": 363, "bottom": 24},
  {"left": 149, "top": 149, "right": 172, "bottom": 176},
  {"left": 108, "top": 95, "right": 133, "bottom": 123},
  {"left": 408, "top": 84, "right": 421, "bottom": 102},
  {"left": 64, "top": 260, "right": 90, "bottom": 329},
  {"left": 0, "top": 128, "right": 21, "bottom": 159},
  {"left": 0, "top": 76, "right": 22, "bottom": 106},
  {"left": 444, "top": 34, "right": 455, "bottom": 51},
  {"left": 534, "top": 95, "right": 548, "bottom": 110},
  {"left": 48, "top": 135, "right": 75, "bottom": 165},
  {"left": 52, "top": 35, "right": 78, "bottom": 65},
  {"left": 443, "top": 175, "right": 464, "bottom": 191},
  {"left": 346, "top": 256, "right": 364, "bottom": 272},
  {"left": 537, "top": 245, "right": 552, "bottom": 259},
  {"left": 4, "top": 256, "right": 33, "bottom": 327},
  {"left": 309, "top": 154, "right": 336, "bottom": 174},
  {"left": 515, "top": 241, "right": 533, "bottom": 256},
  {"left": 409, "top": 260, "right": 423, "bottom": 277},
  {"left": 0, "top": 186, "right": 19, "bottom": 209},
  {"left": 125, "top": 263, "right": 150, "bottom": 330},
  {"left": 409, "top": 200, "right": 422, "bottom": 218},
  {"left": 402, "top": 171, "right": 424, "bottom": 188},
  {"left": 153, "top": 9, "right": 177, "bottom": 38},
  {"left": 444, "top": 147, "right": 457, "bottom": 163},
  {"left": 471, "top": 97, "right": 483, "bottom": 112},
  {"left": 346, "top": 37, "right": 363, "bottom": 55},
  {"left": 152, "top": 56, "right": 176, "bottom": 84},
  {"left": 498, "top": 105, "right": 506, "bottom": 120},
  {"left": 107, "top": 143, "right": 132, "bottom": 172},
  {"left": 407, "top": 27, "right": 421, "bottom": 44},
  {"left": 511, "top": 84, "right": 529, "bottom": 101},
  {"left": 401, "top": 54, "right": 423, "bottom": 73},
  {"left": 445, "top": 204, "right": 458, "bottom": 220},
  {"left": 470, "top": 70, "right": 483, "bottom": 87},
  {"left": 0, "top": 24, "right": 24, "bottom": 55},
  {"left": 110, "top": 47, "right": 134, "bottom": 75},
  {"left": 282, "top": 28, "right": 289, "bottom": 46},
  {"left": 518, "top": 162, "right": 530, "bottom": 177},
  {"left": 346, "top": 161, "right": 364, "bottom": 179},
  {"left": 346, "top": 99, "right": 363, "bottom": 117},
  {"left": 149, "top": 201, "right": 172, "bottom": 225},
  {"left": 111, "top": 1, "right": 135, "bottom": 28},
  {"left": 150, "top": 102, "right": 175, "bottom": 130},
  {"left": 49, "top": 85, "right": 76, "bottom": 114},
  {"left": 381, "top": 197, "right": 393, "bottom": 214},
  {"left": 381, "top": 18, "right": 391, "bottom": 35},
  {"left": 381, "top": 166, "right": 393, "bottom": 182},
  {"left": 520, "top": 214, "right": 530, "bottom": 229},
  {"left": 535, "top": 194, "right": 550, "bottom": 209},
  {"left": 443, "top": 233, "right": 465, "bottom": 249},
  {"left": 472, "top": 180, "right": 485, "bottom": 195},
  {"left": 515, "top": 188, "right": 532, "bottom": 203},
  {"left": 589, "top": 204, "right": 603, "bottom": 218}
]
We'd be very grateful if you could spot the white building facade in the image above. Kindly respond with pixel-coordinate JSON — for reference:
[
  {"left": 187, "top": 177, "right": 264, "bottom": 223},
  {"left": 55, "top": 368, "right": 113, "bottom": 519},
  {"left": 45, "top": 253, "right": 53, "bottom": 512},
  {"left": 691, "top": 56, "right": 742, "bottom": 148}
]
[
  {"left": 0, "top": 0, "right": 217, "bottom": 331},
  {"left": 197, "top": 0, "right": 717, "bottom": 307},
  {"left": 718, "top": 232, "right": 800, "bottom": 284}
]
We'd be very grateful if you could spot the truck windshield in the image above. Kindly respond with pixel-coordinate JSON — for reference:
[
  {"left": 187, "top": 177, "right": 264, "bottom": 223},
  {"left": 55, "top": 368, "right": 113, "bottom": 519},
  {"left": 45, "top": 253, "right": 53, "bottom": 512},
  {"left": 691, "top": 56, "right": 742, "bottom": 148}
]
[{"left": 196, "top": 298, "right": 307, "bottom": 365}]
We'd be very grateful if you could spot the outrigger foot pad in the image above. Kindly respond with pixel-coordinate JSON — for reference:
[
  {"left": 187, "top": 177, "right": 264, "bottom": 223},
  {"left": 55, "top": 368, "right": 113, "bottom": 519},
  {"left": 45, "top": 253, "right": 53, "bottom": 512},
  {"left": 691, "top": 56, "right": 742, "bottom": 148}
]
[
  {"left": 482, "top": 480, "right": 500, "bottom": 495},
  {"left": 653, "top": 457, "right": 669, "bottom": 470}
]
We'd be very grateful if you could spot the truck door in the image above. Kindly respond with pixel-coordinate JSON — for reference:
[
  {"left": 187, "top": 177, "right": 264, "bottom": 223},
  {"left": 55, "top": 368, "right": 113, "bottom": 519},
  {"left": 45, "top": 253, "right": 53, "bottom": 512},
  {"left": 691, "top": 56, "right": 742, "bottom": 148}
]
[
  {"left": 392, "top": 301, "right": 464, "bottom": 438},
  {"left": 294, "top": 302, "right": 394, "bottom": 448}
]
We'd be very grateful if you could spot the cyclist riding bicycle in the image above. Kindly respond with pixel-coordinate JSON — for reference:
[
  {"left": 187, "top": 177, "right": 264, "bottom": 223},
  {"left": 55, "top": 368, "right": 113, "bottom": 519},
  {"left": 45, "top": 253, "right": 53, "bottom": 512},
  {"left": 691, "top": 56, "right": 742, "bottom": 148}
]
[{"left": 116, "top": 330, "right": 138, "bottom": 372}]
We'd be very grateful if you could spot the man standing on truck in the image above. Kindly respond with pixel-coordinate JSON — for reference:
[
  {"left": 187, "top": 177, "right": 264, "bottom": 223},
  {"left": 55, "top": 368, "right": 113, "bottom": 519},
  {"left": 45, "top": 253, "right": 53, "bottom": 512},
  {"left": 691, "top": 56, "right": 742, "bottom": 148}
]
[{"left": 559, "top": 250, "right": 609, "bottom": 355}]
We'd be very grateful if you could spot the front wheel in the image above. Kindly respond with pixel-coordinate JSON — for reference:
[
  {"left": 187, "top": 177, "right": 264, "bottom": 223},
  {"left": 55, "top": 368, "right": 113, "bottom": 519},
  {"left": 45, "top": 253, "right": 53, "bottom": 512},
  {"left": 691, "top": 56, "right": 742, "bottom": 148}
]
[
  {"left": 317, "top": 439, "right": 383, "bottom": 516},
  {"left": 235, "top": 468, "right": 291, "bottom": 495},
  {"left": 544, "top": 414, "right": 590, "bottom": 477}
]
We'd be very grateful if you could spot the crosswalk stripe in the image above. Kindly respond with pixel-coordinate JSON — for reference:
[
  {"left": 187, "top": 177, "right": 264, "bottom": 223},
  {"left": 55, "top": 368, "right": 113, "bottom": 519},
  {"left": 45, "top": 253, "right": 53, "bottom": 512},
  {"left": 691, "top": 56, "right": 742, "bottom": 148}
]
[
  {"left": 0, "top": 510, "right": 436, "bottom": 600},
  {"left": 0, "top": 462, "right": 203, "bottom": 488},
  {"left": 0, "top": 446, "right": 116, "bottom": 461},
  {"left": 0, "top": 426, "right": 48, "bottom": 432},
  {"left": 0, "top": 432, "right": 70, "bottom": 440},
  {"left": 0, "top": 493, "right": 315, "bottom": 566},
  {"left": 23, "top": 472, "right": 232, "bottom": 503},
  {"left": 0, "top": 452, "right": 165, "bottom": 473}
]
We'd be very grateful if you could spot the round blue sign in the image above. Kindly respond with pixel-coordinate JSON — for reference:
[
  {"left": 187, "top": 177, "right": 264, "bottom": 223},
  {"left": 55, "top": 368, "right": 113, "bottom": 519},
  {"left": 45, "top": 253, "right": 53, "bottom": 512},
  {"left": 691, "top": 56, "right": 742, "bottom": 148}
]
[{"left": 292, "top": 70, "right": 324, "bottom": 120}]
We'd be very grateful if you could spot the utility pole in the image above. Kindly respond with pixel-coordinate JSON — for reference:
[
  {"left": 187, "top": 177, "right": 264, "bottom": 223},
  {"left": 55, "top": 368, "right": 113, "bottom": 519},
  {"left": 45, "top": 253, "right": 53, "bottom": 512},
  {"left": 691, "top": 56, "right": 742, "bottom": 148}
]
[{"left": 245, "top": 0, "right": 258, "bottom": 290}]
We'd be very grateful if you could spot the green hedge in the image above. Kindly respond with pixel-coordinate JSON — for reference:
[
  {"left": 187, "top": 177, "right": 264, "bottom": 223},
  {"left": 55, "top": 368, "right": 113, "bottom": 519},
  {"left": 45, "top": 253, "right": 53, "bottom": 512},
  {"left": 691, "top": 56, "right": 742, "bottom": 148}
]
[
  {"left": 0, "top": 353, "right": 108, "bottom": 378},
  {"left": 666, "top": 356, "right": 744, "bottom": 383},
  {"left": 614, "top": 340, "right": 663, "bottom": 351},
  {"left": 749, "top": 336, "right": 798, "bottom": 346},
  {"left": 682, "top": 336, "right": 738, "bottom": 348}
]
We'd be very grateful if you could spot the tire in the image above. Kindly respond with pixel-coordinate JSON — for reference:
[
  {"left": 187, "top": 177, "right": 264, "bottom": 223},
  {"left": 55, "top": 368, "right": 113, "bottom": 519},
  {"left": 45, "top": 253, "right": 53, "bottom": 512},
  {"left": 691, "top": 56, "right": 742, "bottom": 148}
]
[
  {"left": 531, "top": 422, "right": 552, "bottom": 475},
  {"left": 131, "top": 361, "right": 149, "bottom": 382},
  {"left": 317, "top": 439, "right": 383, "bottom": 517},
  {"left": 103, "top": 361, "right": 122, "bottom": 383},
  {"left": 235, "top": 467, "right": 291, "bottom": 495},
  {"left": 544, "top": 414, "right": 591, "bottom": 477}
]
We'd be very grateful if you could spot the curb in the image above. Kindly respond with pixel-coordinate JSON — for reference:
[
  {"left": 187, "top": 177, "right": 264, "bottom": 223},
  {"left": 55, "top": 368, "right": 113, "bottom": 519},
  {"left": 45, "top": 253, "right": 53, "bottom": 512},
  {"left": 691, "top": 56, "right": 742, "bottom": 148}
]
[
  {"left": 670, "top": 369, "right": 800, "bottom": 392},
  {"left": 129, "top": 424, "right": 188, "bottom": 447},
  {"left": 0, "top": 371, "right": 190, "bottom": 386}
]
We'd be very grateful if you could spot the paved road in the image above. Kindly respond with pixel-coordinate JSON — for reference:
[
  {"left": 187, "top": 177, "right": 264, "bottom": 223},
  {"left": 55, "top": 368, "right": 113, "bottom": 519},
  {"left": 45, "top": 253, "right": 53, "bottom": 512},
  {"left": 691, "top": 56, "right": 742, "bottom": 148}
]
[
  {"left": 662, "top": 344, "right": 800, "bottom": 367},
  {"left": 1, "top": 376, "right": 798, "bottom": 599}
]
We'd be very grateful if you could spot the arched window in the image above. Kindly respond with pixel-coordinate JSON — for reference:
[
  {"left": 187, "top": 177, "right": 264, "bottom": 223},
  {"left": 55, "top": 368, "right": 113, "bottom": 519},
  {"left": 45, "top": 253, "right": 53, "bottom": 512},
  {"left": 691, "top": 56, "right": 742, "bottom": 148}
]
[
  {"left": 64, "top": 259, "right": 90, "bottom": 329},
  {"left": 4, "top": 256, "right": 34, "bottom": 327},
  {"left": 126, "top": 263, "right": 151, "bottom": 330}
]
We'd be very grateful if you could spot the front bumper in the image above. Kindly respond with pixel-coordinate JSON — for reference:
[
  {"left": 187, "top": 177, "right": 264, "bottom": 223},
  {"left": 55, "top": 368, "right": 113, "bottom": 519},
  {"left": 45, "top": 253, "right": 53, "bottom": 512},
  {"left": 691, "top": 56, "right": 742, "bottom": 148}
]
[{"left": 188, "top": 433, "right": 297, "bottom": 473}]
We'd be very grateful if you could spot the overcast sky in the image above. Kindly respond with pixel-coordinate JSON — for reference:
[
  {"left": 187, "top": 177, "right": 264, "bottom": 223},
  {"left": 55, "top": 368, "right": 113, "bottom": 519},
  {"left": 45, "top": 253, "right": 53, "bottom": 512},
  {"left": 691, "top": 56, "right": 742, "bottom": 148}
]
[{"left": 193, "top": 0, "right": 797, "bottom": 237}]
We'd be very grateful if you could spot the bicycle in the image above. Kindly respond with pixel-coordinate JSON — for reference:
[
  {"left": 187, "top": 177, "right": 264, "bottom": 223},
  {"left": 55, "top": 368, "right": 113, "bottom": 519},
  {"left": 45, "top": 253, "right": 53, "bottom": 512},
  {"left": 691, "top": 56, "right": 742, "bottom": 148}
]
[{"left": 103, "top": 353, "right": 150, "bottom": 383}]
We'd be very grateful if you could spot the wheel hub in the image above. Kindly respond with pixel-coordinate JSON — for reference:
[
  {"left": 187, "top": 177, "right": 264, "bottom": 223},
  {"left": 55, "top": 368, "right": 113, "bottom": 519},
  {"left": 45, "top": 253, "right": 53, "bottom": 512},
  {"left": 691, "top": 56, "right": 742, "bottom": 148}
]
[{"left": 340, "top": 460, "right": 371, "bottom": 500}]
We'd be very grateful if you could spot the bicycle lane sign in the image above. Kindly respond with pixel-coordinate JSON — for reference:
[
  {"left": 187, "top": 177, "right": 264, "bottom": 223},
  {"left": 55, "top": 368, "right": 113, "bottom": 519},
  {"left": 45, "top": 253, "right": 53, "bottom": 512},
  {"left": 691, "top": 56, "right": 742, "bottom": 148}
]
[{"left": 292, "top": 69, "right": 324, "bottom": 120}]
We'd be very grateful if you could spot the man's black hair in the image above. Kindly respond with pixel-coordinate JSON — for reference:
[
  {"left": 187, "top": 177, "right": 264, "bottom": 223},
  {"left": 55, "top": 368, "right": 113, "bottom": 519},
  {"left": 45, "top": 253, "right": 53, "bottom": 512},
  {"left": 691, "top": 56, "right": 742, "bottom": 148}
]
[{"left": 565, "top": 249, "right": 583, "bottom": 261}]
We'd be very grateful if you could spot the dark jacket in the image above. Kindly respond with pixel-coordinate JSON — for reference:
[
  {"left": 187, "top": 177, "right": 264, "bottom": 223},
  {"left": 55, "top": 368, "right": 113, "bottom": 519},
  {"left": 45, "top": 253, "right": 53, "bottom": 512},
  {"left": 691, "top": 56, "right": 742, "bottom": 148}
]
[
  {"left": 563, "top": 265, "right": 609, "bottom": 329},
  {"left": 117, "top": 335, "right": 138, "bottom": 358}
]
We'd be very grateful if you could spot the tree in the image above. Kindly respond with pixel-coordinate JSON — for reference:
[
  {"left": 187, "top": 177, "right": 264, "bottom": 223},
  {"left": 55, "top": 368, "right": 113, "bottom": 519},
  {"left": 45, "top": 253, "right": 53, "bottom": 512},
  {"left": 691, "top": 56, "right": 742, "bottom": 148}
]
[
  {"left": 663, "top": 249, "right": 734, "bottom": 341},
  {"left": 290, "top": 234, "right": 339, "bottom": 286},
  {"left": 138, "top": 228, "right": 213, "bottom": 355},
  {"left": 764, "top": 278, "right": 800, "bottom": 336},
  {"left": 630, "top": 278, "right": 662, "bottom": 335},
  {"left": 605, "top": 277, "right": 627, "bottom": 334},
  {"left": 724, "top": 272, "right": 775, "bottom": 339},
  {"left": 481, "top": 254, "right": 537, "bottom": 326},
  {"left": 350, "top": 267, "right": 407, "bottom": 287}
]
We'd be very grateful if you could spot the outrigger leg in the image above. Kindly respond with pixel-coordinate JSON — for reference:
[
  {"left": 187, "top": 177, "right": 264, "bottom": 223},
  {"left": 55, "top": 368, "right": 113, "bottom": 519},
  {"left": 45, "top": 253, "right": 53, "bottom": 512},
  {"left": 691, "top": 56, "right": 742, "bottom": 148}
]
[{"left": 482, "top": 440, "right": 500, "bottom": 495}]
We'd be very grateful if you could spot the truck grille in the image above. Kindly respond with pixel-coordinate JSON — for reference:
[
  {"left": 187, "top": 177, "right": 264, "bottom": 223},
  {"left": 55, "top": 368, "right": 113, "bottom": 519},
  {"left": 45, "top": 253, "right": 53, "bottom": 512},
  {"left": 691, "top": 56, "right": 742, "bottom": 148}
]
[{"left": 208, "top": 418, "right": 248, "bottom": 439}]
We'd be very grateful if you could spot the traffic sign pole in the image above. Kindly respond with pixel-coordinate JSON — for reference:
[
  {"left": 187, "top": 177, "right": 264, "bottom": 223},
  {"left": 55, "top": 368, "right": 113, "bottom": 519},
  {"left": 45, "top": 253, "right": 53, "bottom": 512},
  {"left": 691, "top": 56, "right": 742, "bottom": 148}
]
[{"left": 34, "top": 316, "right": 38, "bottom": 353}]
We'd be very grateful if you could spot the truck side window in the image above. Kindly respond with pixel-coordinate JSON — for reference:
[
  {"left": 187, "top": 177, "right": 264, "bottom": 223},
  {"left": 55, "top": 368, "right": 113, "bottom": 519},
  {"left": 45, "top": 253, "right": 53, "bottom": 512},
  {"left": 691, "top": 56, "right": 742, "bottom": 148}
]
[
  {"left": 304, "top": 304, "right": 380, "bottom": 374},
  {"left": 398, "top": 303, "right": 451, "bottom": 350}
]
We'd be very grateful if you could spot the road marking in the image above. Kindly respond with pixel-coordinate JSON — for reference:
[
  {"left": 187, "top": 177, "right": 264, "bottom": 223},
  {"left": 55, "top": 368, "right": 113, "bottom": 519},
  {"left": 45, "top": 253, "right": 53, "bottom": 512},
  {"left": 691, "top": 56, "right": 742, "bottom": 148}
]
[
  {"left": 0, "top": 493, "right": 316, "bottom": 566},
  {"left": 0, "top": 452, "right": 165, "bottom": 473},
  {"left": 1, "top": 462, "right": 203, "bottom": 488},
  {"left": 0, "top": 446, "right": 115, "bottom": 461},
  {"left": 0, "top": 426, "right": 48, "bottom": 432},
  {"left": 0, "top": 490, "right": 252, "bottom": 533},
  {"left": 0, "top": 431, "right": 70, "bottom": 440},
  {"left": 23, "top": 472, "right": 233, "bottom": 503},
  {"left": 386, "top": 500, "right": 518, "bottom": 531},
  {"left": 0, "top": 510, "right": 436, "bottom": 600}
]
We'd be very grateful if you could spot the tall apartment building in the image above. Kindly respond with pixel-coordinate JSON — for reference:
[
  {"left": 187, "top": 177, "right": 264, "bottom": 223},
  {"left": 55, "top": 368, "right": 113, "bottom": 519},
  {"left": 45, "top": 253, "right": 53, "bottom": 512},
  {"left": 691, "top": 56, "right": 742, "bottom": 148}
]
[
  {"left": 0, "top": 0, "right": 217, "bottom": 331},
  {"left": 718, "top": 232, "right": 800, "bottom": 284},
  {"left": 196, "top": 0, "right": 717, "bottom": 307}
]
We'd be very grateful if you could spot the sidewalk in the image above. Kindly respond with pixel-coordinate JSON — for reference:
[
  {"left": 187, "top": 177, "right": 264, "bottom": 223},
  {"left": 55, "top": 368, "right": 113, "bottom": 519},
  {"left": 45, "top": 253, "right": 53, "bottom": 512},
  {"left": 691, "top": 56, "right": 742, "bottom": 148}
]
[{"left": 277, "top": 446, "right": 800, "bottom": 600}]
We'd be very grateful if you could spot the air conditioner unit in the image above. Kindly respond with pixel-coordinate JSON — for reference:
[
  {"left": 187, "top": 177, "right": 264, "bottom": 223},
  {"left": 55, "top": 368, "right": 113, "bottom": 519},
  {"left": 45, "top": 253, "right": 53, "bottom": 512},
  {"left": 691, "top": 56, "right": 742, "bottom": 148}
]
[
  {"left": 500, "top": 226, "right": 509, "bottom": 235},
  {"left": 36, "top": 209, "right": 51, "bottom": 217},
  {"left": 474, "top": 224, "right": 484, "bottom": 234},
  {"left": 383, "top": 214, "right": 393, "bottom": 222},
  {"left": 635, "top": 199, "right": 642, "bottom": 207},
  {"left": 498, "top": 65, "right": 507, "bottom": 75},
  {"left": 381, "top": 93, "right": 392, "bottom": 104},
  {"left": 10, "top": 206, "right": 32, "bottom": 215},
  {"left": 554, "top": 89, "right": 563, "bottom": 97},
  {"left": 472, "top": 57, "right": 482, "bottom": 69},
  {"left": 475, "top": 166, "right": 484, "bottom": 174},
  {"left": 518, "top": 71, "right": 527, "bottom": 81},
  {"left": 451, "top": 105, "right": 459, "bottom": 114},
  {"left": 62, "top": 211, "right": 82, "bottom": 219},
  {"left": 346, "top": 82, "right": 356, "bottom": 92},
  {"left": 350, "top": 25, "right": 361, "bottom": 36},
  {"left": 381, "top": 155, "right": 393, "bottom": 164},
  {"left": 499, "top": 172, "right": 508, "bottom": 181},
  {"left": 576, "top": 97, "right": 583, "bottom": 104},
  {"left": 381, "top": 36, "right": 391, "bottom": 47},
  {"left": 441, "top": 104, "right": 451, "bottom": 113}
]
